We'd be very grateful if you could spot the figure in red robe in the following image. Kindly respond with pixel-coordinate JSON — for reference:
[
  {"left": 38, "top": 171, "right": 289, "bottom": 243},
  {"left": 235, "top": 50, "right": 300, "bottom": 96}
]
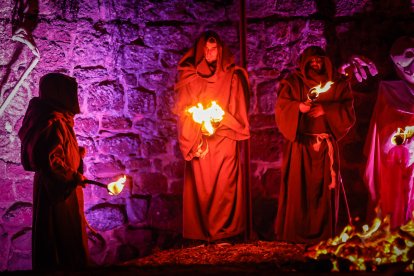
[
  {"left": 364, "top": 36, "right": 414, "bottom": 228},
  {"left": 275, "top": 46, "right": 355, "bottom": 243},
  {"left": 174, "top": 31, "right": 250, "bottom": 243},
  {"left": 18, "top": 73, "right": 89, "bottom": 270}
]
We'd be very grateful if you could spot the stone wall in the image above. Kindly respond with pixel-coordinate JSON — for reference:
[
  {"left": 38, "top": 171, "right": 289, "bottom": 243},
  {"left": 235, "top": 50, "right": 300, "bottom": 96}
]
[{"left": 0, "top": 0, "right": 412, "bottom": 271}]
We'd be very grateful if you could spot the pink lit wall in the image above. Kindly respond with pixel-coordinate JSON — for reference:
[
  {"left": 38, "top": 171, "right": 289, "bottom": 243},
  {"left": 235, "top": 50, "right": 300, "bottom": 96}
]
[{"left": 0, "top": 0, "right": 412, "bottom": 271}]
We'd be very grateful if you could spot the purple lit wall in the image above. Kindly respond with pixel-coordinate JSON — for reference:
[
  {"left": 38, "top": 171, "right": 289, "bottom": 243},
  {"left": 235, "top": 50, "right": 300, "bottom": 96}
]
[{"left": 0, "top": 0, "right": 413, "bottom": 271}]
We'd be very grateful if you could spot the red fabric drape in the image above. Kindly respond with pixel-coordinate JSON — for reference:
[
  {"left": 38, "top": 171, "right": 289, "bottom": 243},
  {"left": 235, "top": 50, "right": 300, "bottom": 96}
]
[
  {"left": 364, "top": 80, "right": 414, "bottom": 228},
  {"left": 174, "top": 31, "right": 250, "bottom": 241}
]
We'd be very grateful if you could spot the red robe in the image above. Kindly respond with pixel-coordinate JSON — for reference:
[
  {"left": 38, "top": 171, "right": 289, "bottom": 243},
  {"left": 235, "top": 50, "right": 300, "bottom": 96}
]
[
  {"left": 19, "top": 90, "right": 88, "bottom": 268},
  {"left": 174, "top": 32, "right": 250, "bottom": 241},
  {"left": 364, "top": 80, "right": 414, "bottom": 228},
  {"left": 274, "top": 47, "right": 355, "bottom": 243}
]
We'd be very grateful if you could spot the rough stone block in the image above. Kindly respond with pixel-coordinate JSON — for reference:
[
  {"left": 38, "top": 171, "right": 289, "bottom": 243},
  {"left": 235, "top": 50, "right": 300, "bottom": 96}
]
[
  {"left": 87, "top": 80, "right": 124, "bottom": 113},
  {"left": 86, "top": 203, "right": 127, "bottom": 231},
  {"left": 97, "top": 134, "right": 141, "bottom": 157},
  {"left": 2, "top": 202, "right": 32, "bottom": 227},
  {"left": 127, "top": 87, "right": 156, "bottom": 116},
  {"left": 74, "top": 117, "right": 99, "bottom": 136},
  {"left": 101, "top": 116, "right": 132, "bottom": 131}
]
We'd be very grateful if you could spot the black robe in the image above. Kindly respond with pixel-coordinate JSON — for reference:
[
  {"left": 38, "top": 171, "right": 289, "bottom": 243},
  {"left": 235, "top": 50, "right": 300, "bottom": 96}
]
[{"left": 18, "top": 73, "right": 88, "bottom": 270}]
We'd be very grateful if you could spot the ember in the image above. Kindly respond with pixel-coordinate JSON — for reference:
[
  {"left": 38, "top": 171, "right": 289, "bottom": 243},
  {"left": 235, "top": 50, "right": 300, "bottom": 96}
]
[{"left": 305, "top": 216, "right": 414, "bottom": 272}]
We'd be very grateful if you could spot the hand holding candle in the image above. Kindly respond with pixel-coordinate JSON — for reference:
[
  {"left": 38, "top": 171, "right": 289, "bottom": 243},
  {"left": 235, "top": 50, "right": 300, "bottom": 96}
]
[
  {"left": 187, "top": 101, "right": 225, "bottom": 135},
  {"left": 307, "top": 81, "right": 334, "bottom": 103}
]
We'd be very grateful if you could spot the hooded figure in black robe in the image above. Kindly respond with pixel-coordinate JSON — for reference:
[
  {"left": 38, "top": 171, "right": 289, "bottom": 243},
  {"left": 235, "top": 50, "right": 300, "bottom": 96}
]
[{"left": 18, "top": 72, "right": 88, "bottom": 270}]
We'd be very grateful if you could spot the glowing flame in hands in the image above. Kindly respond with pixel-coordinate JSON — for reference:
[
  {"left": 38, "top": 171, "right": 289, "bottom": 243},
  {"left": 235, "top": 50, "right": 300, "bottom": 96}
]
[
  {"left": 305, "top": 214, "right": 414, "bottom": 272},
  {"left": 107, "top": 175, "right": 126, "bottom": 196},
  {"left": 187, "top": 101, "right": 225, "bottom": 135},
  {"left": 308, "top": 81, "right": 334, "bottom": 101}
]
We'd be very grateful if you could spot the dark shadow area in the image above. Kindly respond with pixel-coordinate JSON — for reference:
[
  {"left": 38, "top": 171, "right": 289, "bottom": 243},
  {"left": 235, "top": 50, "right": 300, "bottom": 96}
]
[{"left": 314, "top": 0, "right": 414, "bottom": 230}]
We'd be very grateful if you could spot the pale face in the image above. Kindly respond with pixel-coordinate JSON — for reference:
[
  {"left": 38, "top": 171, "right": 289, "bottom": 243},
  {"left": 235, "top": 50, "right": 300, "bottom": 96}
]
[
  {"left": 204, "top": 41, "right": 218, "bottom": 64},
  {"left": 391, "top": 47, "right": 414, "bottom": 85},
  {"left": 309, "top": 56, "right": 323, "bottom": 72}
]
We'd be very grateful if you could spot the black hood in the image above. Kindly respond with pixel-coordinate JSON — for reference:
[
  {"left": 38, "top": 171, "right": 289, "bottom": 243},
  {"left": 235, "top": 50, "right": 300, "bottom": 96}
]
[{"left": 39, "top": 72, "right": 80, "bottom": 114}]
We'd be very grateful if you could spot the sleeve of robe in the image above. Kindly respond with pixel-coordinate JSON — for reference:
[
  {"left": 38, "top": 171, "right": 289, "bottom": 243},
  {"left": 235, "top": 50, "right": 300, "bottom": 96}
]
[
  {"left": 321, "top": 80, "right": 356, "bottom": 141},
  {"left": 38, "top": 119, "right": 83, "bottom": 201},
  {"left": 175, "top": 83, "right": 204, "bottom": 161},
  {"left": 217, "top": 68, "right": 250, "bottom": 140},
  {"left": 275, "top": 78, "right": 301, "bottom": 142}
]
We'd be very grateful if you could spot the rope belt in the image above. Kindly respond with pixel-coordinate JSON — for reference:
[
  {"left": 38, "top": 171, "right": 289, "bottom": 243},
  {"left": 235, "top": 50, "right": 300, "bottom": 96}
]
[{"left": 304, "top": 133, "right": 336, "bottom": 190}]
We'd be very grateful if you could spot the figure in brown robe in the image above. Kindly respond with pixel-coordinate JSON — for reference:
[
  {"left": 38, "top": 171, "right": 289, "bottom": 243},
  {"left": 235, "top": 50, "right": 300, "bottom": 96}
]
[
  {"left": 364, "top": 36, "right": 414, "bottom": 228},
  {"left": 275, "top": 46, "right": 355, "bottom": 243},
  {"left": 174, "top": 31, "right": 250, "bottom": 242},
  {"left": 18, "top": 73, "right": 89, "bottom": 270}
]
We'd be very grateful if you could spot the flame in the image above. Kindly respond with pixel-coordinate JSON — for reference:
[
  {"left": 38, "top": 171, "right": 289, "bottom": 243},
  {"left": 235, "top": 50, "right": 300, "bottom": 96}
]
[
  {"left": 305, "top": 215, "right": 414, "bottom": 272},
  {"left": 107, "top": 175, "right": 126, "bottom": 196},
  {"left": 187, "top": 101, "right": 225, "bottom": 135},
  {"left": 391, "top": 126, "right": 414, "bottom": 145},
  {"left": 308, "top": 81, "right": 334, "bottom": 101}
]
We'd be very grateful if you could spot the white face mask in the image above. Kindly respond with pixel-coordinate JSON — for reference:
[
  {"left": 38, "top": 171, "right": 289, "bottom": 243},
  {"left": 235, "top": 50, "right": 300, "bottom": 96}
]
[{"left": 391, "top": 41, "right": 414, "bottom": 85}]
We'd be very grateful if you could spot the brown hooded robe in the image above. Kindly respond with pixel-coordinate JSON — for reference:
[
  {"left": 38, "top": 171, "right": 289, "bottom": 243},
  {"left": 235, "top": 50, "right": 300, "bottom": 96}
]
[
  {"left": 174, "top": 31, "right": 250, "bottom": 241},
  {"left": 275, "top": 47, "right": 355, "bottom": 243},
  {"left": 18, "top": 73, "right": 88, "bottom": 270}
]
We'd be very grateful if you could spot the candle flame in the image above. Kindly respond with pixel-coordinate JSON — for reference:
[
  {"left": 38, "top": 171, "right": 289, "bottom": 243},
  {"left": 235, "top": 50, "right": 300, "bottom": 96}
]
[
  {"left": 308, "top": 81, "right": 334, "bottom": 101},
  {"left": 187, "top": 101, "right": 225, "bottom": 135},
  {"left": 107, "top": 175, "right": 126, "bottom": 196}
]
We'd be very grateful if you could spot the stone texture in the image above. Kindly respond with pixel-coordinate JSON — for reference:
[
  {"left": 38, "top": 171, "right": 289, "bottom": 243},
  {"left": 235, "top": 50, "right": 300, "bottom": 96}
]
[
  {"left": 87, "top": 80, "right": 125, "bottom": 113},
  {"left": 148, "top": 195, "right": 182, "bottom": 231},
  {"left": 2, "top": 202, "right": 32, "bottom": 227},
  {"left": 125, "top": 196, "right": 150, "bottom": 224},
  {"left": 10, "top": 228, "right": 31, "bottom": 251},
  {"left": 0, "top": 225, "right": 10, "bottom": 271},
  {"left": 86, "top": 203, "right": 127, "bottom": 231},
  {"left": 88, "top": 158, "right": 125, "bottom": 178},
  {"left": 97, "top": 134, "right": 141, "bottom": 157},
  {"left": 74, "top": 116, "right": 100, "bottom": 136},
  {"left": 0, "top": 0, "right": 412, "bottom": 271},
  {"left": 0, "top": 179, "right": 15, "bottom": 203},
  {"left": 127, "top": 87, "right": 156, "bottom": 116}
]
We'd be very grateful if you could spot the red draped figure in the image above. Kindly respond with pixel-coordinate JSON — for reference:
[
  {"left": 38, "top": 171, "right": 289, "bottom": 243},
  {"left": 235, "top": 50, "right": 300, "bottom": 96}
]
[{"left": 174, "top": 31, "right": 250, "bottom": 243}]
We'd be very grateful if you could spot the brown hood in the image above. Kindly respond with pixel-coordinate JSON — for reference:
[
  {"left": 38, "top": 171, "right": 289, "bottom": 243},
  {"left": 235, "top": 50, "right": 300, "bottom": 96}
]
[
  {"left": 175, "top": 30, "right": 235, "bottom": 90},
  {"left": 295, "top": 46, "right": 334, "bottom": 88}
]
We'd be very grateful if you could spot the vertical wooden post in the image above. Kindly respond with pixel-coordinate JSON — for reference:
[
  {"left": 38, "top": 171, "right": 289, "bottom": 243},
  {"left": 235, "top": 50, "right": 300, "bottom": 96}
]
[{"left": 239, "top": 0, "right": 252, "bottom": 241}]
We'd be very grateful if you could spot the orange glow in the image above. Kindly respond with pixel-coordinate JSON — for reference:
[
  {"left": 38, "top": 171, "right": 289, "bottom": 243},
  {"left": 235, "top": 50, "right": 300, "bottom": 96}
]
[
  {"left": 391, "top": 126, "right": 414, "bottom": 145},
  {"left": 107, "top": 175, "right": 126, "bottom": 196},
  {"left": 305, "top": 216, "right": 414, "bottom": 272},
  {"left": 187, "top": 101, "right": 225, "bottom": 135},
  {"left": 308, "top": 81, "right": 334, "bottom": 101}
]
